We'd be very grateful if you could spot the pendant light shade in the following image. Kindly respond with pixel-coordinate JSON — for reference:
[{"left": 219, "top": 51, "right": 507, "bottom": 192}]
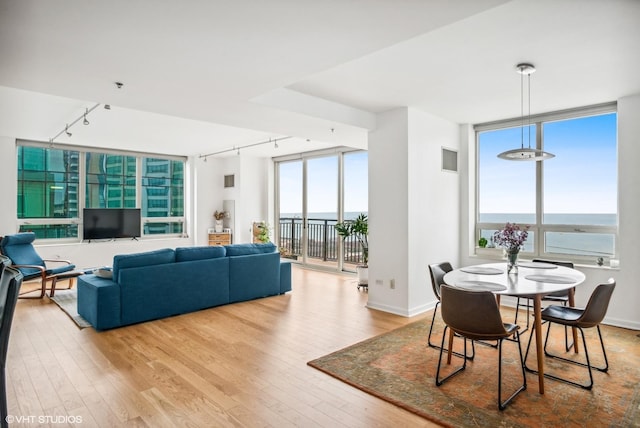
[{"left": 497, "top": 63, "right": 554, "bottom": 161}]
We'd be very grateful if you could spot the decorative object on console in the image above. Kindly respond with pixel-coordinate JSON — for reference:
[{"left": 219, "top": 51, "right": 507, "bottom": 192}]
[{"left": 213, "top": 210, "right": 225, "bottom": 232}]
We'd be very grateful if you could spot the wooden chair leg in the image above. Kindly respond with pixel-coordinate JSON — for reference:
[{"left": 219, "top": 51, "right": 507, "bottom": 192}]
[{"left": 447, "top": 329, "right": 455, "bottom": 364}]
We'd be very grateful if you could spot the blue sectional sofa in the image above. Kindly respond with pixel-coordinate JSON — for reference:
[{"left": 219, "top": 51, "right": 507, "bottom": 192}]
[{"left": 77, "top": 243, "right": 292, "bottom": 330}]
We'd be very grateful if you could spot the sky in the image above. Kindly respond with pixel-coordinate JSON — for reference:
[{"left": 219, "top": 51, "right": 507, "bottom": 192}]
[
  {"left": 478, "top": 112, "right": 617, "bottom": 214},
  {"left": 277, "top": 112, "right": 616, "bottom": 218},
  {"left": 278, "top": 151, "right": 368, "bottom": 215}
]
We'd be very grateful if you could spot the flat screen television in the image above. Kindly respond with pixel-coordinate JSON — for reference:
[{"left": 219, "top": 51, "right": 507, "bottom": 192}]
[{"left": 83, "top": 208, "right": 141, "bottom": 240}]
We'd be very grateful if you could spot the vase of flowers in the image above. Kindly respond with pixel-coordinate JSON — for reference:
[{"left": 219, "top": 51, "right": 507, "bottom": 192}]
[
  {"left": 213, "top": 210, "right": 225, "bottom": 232},
  {"left": 493, "top": 222, "right": 529, "bottom": 274}
]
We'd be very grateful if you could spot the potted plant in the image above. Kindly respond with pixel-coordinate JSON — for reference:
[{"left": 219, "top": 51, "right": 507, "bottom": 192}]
[
  {"left": 255, "top": 221, "right": 271, "bottom": 243},
  {"left": 335, "top": 213, "right": 369, "bottom": 286}
]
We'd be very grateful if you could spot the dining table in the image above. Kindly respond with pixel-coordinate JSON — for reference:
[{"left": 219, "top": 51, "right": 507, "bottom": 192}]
[{"left": 443, "top": 261, "right": 586, "bottom": 394}]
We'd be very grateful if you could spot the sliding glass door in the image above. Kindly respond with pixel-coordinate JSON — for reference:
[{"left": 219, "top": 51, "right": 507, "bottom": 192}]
[
  {"left": 305, "top": 156, "right": 339, "bottom": 269},
  {"left": 276, "top": 149, "right": 367, "bottom": 273}
]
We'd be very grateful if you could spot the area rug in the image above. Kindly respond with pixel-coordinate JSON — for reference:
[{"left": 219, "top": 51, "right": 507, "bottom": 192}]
[
  {"left": 308, "top": 315, "right": 640, "bottom": 427},
  {"left": 49, "top": 289, "right": 91, "bottom": 329}
]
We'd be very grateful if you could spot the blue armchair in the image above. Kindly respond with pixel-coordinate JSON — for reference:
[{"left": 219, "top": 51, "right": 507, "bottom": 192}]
[{"left": 0, "top": 233, "right": 82, "bottom": 299}]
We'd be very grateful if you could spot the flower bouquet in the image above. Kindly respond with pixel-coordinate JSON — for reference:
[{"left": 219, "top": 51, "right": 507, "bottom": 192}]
[{"left": 493, "top": 222, "right": 529, "bottom": 273}]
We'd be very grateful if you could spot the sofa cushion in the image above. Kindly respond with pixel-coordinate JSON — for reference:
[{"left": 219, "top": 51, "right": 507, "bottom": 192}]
[
  {"left": 112, "top": 248, "right": 175, "bottom": 283},
  {"left": 228, "top": 251, "right": 280, "bottom": 302},
  {"left": 225, "top": 242, "right": 277, "bottom": 256},
  {"left": 175, "top": 246, "right": 226, "bottom": 262}
]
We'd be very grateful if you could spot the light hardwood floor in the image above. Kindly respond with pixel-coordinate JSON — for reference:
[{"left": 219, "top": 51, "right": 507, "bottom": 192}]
[{"left": 7, "top": 266, "right": 438, "bottom": 427}]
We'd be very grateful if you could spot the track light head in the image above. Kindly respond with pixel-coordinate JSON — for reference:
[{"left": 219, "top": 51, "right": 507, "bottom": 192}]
[
  {"left": 83, "top": 109, "right": 90, "bottom": 125},
  {"left": 65, "top": 124, "right": 72, "bottom": 137},
  {"left": 104, "top": 104, "right": 111, "bottom": 110}
]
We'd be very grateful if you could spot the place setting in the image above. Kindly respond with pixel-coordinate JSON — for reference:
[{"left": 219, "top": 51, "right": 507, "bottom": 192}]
[
  {"left": 459, "top": 266, "right": 503, "bottom": 275},
  {"left": 523, "top": 274, "right": 578, "bottom": 284}
]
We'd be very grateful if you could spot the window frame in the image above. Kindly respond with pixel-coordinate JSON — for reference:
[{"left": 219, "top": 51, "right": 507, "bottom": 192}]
[
  {"left": 474, "top": 103, "right": 618, "bottom": 265},
  {"left": 16, "top": 140, "right": 187, "bottom": 241}
]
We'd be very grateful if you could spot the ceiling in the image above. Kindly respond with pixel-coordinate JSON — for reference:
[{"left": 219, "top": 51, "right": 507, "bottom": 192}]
[{"left": 0, "top": 0, "right": 638, "bottom": 158}]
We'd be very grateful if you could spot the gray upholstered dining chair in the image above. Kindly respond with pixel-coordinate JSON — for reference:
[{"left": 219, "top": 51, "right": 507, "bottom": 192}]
[
  {"left": 513, "top": 259, "right": 574, "bottom": 350},
  {"left": 428, "top": 262, "right": 474, "bottom": 360},
  {"left": 524, "top": 278, "right": 615, "bottom": 390},
  {"left": 0, "top": 265, "right": 23, "bottom": 428},
  {"left": 435, "top": 284, "right": 526, "bottom": 410}
]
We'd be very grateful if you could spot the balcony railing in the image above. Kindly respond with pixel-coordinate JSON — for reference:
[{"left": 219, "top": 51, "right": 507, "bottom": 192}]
[{"left": 277, "top": 217, "right": 365, "bottom": 265}]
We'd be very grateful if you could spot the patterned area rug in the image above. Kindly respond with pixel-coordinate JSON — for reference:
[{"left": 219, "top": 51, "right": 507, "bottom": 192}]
[
  {"left": 50, "top": 289, "right": 91, "bottom": 329},
  {"left": 308, "top": 314, "right": 640, "bottom": 427}
]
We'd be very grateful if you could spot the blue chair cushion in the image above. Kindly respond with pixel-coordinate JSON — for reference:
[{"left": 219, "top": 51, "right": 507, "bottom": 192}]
[
  {"left": 46, "top": 264, "right": 77, "bottom": 275},
  {"left": 225, "top": 243, "right": 277, "bottom": 256},
  {"left": 175, "top": 246, "right": 226, "bottom": 262},
  {"left": 112, "top": 248, "right": 175, "bottom": 283}
]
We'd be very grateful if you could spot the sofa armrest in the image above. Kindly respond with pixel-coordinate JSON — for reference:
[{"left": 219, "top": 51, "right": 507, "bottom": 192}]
[
  {"left": 77, "top": 274, "right": 121, "bottom": 330},
  {"left": 279, "top": 260, "right": 292, "bottom": 294}
]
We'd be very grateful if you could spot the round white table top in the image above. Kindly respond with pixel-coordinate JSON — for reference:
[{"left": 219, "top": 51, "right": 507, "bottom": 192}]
[{"left": 443, "top": 262, "right": 586, "bottom": 296}]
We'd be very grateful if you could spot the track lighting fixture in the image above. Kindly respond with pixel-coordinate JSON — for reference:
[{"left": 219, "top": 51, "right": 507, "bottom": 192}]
[
  {"left": 199, "top": 136, "right": 292, "bottom": 161},
  {"left": 49, "top": 103, "right": 103, "bottom": 143}
]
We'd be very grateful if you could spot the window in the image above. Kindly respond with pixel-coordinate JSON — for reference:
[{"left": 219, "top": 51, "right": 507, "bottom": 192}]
[
  {"left": 86, "top": 153, "right": 136, "bottom": 208},
  {"left": 17, "top": 142, "right": 186, "bottom": 240},
  {"left": 475, "top": 105, "right": 617, "bottom": 264},
  {"left": 17, "top": 146, "right": 80, "bottom": 238},
  {"left": 141, "top": 158, "right": 185, "bottom": 235}
]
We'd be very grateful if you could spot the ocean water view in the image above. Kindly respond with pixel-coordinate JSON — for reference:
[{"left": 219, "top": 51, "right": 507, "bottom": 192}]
[
  {"left": 480, "top": 213, "right": 616, "bottom": 257},
  {"left": 277, "top": 212, "right": 616, "bottom": 259},
  {"left": 479, "top": 213, "right": 617, "bottom": 226}
]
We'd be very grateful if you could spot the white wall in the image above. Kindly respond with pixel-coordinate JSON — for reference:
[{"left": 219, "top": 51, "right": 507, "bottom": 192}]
[
  {"left": 458, "top": 93, "right": 640, "bottom": 330},
  {"left": 367, "top": 107, "right": 459, "bottom": 316},
  {"left": 407, "top": 109, "right": 460, "bottom": 314},
  {"left": 367, "top": 108, "right": 410, "bottom": 315},
  {"left": 202, "top": 155, "right": 273, "bottom": 244}
]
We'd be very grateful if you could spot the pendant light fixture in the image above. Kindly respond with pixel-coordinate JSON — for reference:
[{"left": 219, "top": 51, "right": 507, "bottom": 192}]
[{"left": 497, "top": 63, "right": 554, "bottom": 161}]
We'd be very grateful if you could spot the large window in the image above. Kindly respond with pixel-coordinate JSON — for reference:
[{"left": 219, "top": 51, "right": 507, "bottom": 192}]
[
  {"left": 476, "top": 105, "right": 617, "bottom": 264},
  {"left": 17, "top": 142, "right": 185, "bottom": 240}
]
